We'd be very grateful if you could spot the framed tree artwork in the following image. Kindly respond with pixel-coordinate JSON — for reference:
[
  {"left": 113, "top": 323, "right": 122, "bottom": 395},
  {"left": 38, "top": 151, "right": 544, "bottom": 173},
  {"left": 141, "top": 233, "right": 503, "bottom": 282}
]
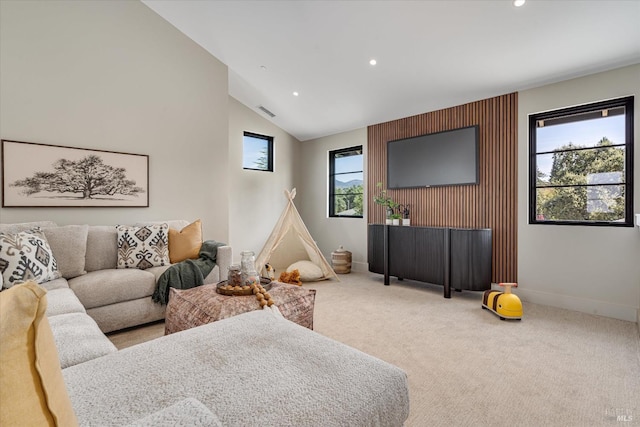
[{"left": 1, "top": 140, "right": 149, "bottom": 207}]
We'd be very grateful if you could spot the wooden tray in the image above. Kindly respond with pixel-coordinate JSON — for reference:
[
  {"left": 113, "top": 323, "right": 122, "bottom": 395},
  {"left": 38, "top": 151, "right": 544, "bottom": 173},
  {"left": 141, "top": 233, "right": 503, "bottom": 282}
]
[{"left": 216, "top": 278, "right": 272, "bottom": 296}]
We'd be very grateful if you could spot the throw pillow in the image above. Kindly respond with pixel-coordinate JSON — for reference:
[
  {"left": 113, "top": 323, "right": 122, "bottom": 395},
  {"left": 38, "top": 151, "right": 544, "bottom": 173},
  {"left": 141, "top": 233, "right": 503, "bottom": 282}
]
[
  {"left": 116, "top": 224, "right": 170, "bottom": 270},
  {"left": 286, "top": 260, "right": 324, "bottom": 282},
  {"left": 42, "top": 225, "right": 89, "bottom": 279},
  {"left": 0, "top": 281, "right": 79, "bottom": 426},
  {"left": 0, "top": 228, "right": 61, "bottom": 288},
  {"left": 168, "top": 219, "right": 203, "bottom": 263}
]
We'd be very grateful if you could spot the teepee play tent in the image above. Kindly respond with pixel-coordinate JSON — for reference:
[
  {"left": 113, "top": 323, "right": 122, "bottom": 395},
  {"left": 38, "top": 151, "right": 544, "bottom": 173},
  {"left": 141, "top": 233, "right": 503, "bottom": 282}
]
[{"left": 256, "top": 189, "right": 338, "bottom": 281}]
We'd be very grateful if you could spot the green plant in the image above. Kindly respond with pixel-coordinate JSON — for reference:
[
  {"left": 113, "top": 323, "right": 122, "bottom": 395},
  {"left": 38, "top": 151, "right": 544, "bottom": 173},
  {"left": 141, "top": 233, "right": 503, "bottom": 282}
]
[
  {"left": 373, "top": 182, "right": 393, "bottom": 207},
  {"left": 390, "top": 213, "right": 402, "bottom": 220}
]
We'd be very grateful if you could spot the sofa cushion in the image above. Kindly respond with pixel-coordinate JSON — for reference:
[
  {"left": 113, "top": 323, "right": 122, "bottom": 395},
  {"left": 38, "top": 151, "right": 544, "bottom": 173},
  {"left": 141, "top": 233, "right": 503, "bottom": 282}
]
[
  {"left": 43, "top": 225, "right": 89, "bottom": 279},
  {"left": 0, "top": 282, "right": 79, "bottom": 426},
  {"left": 85, "top": 226, "right": 118, "bottom": 272},
  {"left": 127, "top": 398, "right": 222, "bottom": 427},
  {"left": 0, "top": 221, "right": 57, "bottom": 234},
  {"left": 146, "top": 265, "right": 171, "bottom": 283},
  {"left": 116, "top": 224, "right": 170, "bottom": 270},
  {"left": 48, "top": 312, "right": 117, "bottom": 368},
  {"left": 168, "top": 219, "right": 203, "bottom": 263},
  {"left": 39, "top": 277, "right": 70, "bottom": 291},
  {"left": 45, "top": 288, "right": 86, "bottom": 317},
  {"left": 69, "top": 269, "right": 156, "bottom": 309},
  {"left": 0, "top": 227, "right": 61, "bottom": 288}
]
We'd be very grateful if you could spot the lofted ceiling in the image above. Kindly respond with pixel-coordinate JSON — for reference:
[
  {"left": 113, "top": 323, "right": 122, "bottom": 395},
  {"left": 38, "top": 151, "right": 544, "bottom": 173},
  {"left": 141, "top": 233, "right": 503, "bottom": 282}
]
[{"left": 142, "top": 0, "right": 640, "bottom": 141}]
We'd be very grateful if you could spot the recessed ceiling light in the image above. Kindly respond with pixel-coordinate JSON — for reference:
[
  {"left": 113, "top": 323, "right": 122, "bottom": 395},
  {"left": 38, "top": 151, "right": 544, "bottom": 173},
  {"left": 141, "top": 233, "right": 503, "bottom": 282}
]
[
  {"left": 293, "top": 91, "right": 299, "bottom": 97},
  {"left": 513, "top": 0, "right": 525, "bottom": 6},
  {"left": 369, "top": 59, "right": 377, "bottom": 66}
]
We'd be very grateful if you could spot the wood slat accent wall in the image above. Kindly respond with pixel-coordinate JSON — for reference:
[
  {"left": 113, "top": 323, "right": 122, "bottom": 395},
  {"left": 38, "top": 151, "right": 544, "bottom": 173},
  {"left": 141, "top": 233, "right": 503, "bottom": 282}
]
[{"left": 367, "top": 93, "right": 518, "bottom": 283}]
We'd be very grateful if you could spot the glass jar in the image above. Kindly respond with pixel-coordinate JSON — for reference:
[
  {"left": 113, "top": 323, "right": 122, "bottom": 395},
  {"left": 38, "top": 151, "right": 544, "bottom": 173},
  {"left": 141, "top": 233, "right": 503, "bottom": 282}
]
[
  {"left": 228, "top": 264, "right": 242, "bottom": 286},
  {"left": 240, "top": 251, "right": 257, "bottom": 286},
  {"left": 240, "top": 251, "right": 256, "bottom": 275}
]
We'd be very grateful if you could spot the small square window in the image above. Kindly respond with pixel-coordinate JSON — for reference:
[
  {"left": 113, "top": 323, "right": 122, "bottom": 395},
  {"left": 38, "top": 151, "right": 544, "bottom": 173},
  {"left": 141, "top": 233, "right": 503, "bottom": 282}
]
[
  {"left": 243, "top": 132, "right": 273, "bottom": 172},
  {"left": 329, "top": 146, "right": 363, "bottom": 218}
]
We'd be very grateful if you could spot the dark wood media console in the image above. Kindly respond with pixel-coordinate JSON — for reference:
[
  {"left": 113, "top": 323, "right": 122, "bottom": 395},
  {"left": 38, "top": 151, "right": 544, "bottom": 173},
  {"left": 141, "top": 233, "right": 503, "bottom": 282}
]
[{"left": 368, "top": 224, "right": 492, "bottom": 298}]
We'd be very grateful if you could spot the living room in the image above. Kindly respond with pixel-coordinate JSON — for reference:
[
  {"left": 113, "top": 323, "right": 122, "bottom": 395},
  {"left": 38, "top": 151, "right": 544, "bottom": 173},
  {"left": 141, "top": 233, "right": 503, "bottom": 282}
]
[{"left": 1, "top": 1, "right": 639, "bottom": 425}]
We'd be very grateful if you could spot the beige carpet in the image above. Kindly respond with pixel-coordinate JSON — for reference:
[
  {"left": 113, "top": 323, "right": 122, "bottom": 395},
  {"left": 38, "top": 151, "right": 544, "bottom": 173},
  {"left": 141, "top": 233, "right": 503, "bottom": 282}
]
[{"left": 109, "top": 273, "right": 640, "bottom": 426}]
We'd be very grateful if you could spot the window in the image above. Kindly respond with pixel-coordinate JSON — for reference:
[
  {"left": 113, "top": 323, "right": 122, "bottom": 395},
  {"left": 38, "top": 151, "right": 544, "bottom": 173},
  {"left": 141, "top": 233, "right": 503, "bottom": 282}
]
[
  {"left": 529, "top": 96, "right": 634, "bottom": 226},
  {"left": 329, "top": 146, "right": 363, "bottom": 218},
  {"left": 243, "top": 132, "right": 273, "bottom": 171}
]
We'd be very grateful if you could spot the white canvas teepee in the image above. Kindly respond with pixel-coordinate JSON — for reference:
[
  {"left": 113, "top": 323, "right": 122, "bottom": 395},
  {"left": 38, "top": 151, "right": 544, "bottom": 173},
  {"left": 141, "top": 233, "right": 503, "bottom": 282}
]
[{"left": 256, "top": 189, "right": 338, "bottom": 281}]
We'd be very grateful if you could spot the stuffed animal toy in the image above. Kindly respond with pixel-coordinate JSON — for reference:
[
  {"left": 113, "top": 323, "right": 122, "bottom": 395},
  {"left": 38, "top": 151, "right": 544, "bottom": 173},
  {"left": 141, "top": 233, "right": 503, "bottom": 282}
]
[
  {"left": 264, "top": 263, "right": 276, "bottom": 280},
  {"left": 278, "top": 269, "right": 302, "bottom": 286}
]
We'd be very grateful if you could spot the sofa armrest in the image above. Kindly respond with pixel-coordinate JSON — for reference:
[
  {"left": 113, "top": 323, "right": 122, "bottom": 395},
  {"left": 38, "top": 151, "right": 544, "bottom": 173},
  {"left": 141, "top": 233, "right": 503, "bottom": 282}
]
[{"left": 216, "top": 245, "right": 232, "bottom": 281}]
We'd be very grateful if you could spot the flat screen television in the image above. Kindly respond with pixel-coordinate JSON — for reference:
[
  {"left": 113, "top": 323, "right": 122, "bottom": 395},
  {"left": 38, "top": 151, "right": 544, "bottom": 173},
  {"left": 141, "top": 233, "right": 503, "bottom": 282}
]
[{"left": 387, "top": 125, "right": 479, "bottom": 189}]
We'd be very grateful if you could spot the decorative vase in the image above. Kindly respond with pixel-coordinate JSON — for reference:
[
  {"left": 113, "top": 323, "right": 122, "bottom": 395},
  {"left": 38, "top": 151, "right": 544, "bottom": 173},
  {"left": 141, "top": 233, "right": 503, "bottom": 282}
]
[
  {"left": 402, "top": 218, "right": 411, "bottom": 226},
  {"left": 386, "top": 219, "right": 392, "bottom": 225},
  {"left": 392, "top": 218, "right": 400, "bottom": 226}
]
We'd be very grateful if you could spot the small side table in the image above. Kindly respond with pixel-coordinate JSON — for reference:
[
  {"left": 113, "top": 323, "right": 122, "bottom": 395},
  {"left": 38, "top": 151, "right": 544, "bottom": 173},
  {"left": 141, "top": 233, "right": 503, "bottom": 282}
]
[{"left": 164, "top": 281, "right": 316, "bottom": 335}]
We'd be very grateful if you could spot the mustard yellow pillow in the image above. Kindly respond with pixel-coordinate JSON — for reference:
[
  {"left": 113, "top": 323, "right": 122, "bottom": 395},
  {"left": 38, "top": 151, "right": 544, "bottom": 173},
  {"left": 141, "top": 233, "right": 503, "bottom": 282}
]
[
  {"left": 0, "top": 282, "right": 78, "bottom": 426},
  {"left": 168, "top": 219, "right": 203, "bottom": 263}
]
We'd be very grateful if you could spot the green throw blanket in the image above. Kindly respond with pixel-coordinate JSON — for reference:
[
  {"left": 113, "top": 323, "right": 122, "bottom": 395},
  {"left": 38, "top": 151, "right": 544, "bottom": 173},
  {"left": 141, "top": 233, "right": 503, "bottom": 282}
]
[{"left": 152, "top": 240, "right": 226, "bottom": 305}]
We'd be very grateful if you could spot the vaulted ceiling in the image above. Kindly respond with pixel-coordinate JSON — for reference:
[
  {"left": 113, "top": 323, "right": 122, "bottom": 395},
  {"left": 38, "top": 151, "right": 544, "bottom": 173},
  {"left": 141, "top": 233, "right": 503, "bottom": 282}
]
[{"left": 142, "top": 1, "right": 640, "bottom": 141}]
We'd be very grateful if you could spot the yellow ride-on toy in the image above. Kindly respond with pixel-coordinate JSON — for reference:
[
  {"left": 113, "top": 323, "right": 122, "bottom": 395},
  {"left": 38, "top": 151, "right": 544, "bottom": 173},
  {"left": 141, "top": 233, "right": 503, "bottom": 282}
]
[{"left": 482, "top": 283, "right": 522, "bottom": 320}]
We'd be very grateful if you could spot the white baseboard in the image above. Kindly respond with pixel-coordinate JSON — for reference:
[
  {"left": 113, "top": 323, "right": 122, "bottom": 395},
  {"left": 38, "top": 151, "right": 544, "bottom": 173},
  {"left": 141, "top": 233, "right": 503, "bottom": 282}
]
[
  {"left": 516, "top": 288, "right": 638, "bottom": 323},
  {"left": 351, "top": 261, "right": 369, "bottom": 273}
]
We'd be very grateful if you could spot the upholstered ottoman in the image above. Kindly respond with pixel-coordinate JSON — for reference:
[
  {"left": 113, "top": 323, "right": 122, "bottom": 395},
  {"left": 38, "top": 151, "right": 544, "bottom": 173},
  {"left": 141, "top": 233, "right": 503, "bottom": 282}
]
[{"left": 164, "top": 282, "right": 316, "bottom": 335}]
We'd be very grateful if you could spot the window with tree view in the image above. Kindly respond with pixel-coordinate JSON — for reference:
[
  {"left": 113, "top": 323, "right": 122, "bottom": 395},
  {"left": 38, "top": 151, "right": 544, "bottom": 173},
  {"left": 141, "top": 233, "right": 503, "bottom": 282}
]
[
  {"left": 529, "top": 96, "right": 634, "bottom": 226},
  {"left": 243, "top": 132, "right": 273, "bottom": 171},
  {"left": 329, "top": 146, "right": 363, "bottom": 218}
]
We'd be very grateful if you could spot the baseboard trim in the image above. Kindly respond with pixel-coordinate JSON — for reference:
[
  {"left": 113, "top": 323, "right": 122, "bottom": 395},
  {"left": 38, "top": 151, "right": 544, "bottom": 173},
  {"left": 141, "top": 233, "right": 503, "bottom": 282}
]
[
  {"left": 516, "top": 288, "right": 638, "bottom": 323},
  {"left": 351, "top": 261, "right": 368, "bottom": 273}
]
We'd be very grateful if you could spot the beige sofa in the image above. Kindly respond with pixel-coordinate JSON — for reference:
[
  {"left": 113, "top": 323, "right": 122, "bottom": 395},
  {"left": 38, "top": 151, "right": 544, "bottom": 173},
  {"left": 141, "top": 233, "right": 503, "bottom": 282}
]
[{"left": 0, "top": 220, "right": 232, "bottom": 333}]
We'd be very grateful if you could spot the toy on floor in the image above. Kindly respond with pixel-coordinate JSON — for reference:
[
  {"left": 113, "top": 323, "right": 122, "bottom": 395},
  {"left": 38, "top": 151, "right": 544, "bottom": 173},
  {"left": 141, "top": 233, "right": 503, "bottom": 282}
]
[
  {"left": 279, "top": 269, "right": 302, "bottom": 286},
  {"left": 264, "top": 263, "right": 276, "bottom": 280},
  {"left": 482, "top": 283, "right": 522, "bottom": 320}
]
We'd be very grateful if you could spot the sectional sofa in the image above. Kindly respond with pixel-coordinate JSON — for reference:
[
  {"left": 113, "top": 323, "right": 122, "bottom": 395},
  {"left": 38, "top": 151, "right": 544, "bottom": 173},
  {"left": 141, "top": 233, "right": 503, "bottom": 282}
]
[
  {"left": 0, "top": 220, "right": 232, "bottom": 333},
  {"left": 0, "top": 221, "right": 411, "bottom": 425}
]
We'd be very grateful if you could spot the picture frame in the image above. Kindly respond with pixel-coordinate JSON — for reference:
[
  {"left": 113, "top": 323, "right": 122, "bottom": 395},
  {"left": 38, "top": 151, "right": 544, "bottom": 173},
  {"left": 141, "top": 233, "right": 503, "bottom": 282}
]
[{"left": 1, "top": 140, "right": 149, "bottom": 207}]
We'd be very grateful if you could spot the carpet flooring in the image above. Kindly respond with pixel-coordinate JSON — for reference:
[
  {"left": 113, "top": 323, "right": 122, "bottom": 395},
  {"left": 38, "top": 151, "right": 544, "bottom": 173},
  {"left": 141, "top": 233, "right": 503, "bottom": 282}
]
[{"left": 108, "top": 272, "right": 640, "bottom": 426}]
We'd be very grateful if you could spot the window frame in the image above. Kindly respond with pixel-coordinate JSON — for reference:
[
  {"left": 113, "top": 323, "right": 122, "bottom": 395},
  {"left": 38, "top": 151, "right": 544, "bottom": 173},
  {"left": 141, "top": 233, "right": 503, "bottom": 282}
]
[
  {"left": 242, "top": 131, "right": 274, "bottom": 172},
  {"left": 528, "top": 96, "right": 634, "bottom": 227},
  {"left": 328, "top": 145, "right": 364, "bottom": 219}
]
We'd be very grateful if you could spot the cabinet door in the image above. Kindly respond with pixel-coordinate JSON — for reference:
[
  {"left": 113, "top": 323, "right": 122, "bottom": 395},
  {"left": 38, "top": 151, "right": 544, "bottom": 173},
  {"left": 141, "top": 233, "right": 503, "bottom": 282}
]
[
  {"left": 450, "top": 229, "right": 492, "bottom": 290},
  {"left": 413, "top": 227, "right": 447, "bottom": 285},
  {"left": 388, "top": 226, "right": 415, "bottom": 279},
  {"left": 367, "top": 224, "right": 385, "bottom": 274}
]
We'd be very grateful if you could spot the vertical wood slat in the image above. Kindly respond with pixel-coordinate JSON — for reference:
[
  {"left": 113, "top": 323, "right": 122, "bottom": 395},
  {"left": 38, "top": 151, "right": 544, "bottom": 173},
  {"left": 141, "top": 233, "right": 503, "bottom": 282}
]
[{"left": 367, "top": 93, "right": 518, "bottom": 283}]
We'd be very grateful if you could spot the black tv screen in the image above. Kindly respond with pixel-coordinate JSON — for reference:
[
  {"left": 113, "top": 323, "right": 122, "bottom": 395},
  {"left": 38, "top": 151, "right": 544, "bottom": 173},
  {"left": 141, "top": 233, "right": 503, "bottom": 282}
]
[{"left": 387, "top": 125, "right": 479, "bottom": 189}]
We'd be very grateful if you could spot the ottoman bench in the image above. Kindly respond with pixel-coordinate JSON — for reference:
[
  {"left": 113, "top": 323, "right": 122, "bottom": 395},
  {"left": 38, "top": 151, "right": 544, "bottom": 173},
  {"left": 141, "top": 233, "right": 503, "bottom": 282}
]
[{"left": 164, "top": 281, "right": 316, "bottom": 335}]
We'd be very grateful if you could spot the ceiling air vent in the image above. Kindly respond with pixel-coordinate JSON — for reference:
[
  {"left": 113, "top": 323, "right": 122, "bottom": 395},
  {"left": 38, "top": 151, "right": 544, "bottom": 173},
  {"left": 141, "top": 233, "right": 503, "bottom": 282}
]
[{"left": 257, "top": 105, "right": 276, "bottom": 118}]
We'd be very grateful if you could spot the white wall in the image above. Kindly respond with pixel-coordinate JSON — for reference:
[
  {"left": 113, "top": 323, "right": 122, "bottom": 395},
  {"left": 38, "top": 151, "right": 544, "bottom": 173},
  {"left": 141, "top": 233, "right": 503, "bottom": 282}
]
[
  {"left": 227, "top": 97, "right": 300, "bottom": 262},
  {"left": 0, "top": 0, "right": 229, "bottom": 241},
  {"left": 298, "top": 128, "right": 368, "bottom": 271},
  {"left": 517, "top": 64, "right": 640, "bottom": 322}
]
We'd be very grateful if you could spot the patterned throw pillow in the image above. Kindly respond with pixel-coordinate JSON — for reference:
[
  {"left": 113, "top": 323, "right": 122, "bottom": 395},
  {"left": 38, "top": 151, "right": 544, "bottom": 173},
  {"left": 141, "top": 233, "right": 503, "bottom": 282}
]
[
  {"left": 116, "top": 224, "right": 170, "bottom": 270},
  {"left": 0, "top": 228, "right": 61, "bottom": 288}
]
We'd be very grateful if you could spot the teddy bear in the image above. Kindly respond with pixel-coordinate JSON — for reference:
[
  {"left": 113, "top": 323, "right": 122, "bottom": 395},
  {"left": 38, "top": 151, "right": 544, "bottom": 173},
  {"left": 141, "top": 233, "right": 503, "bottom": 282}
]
[{"left": 278, "top": 269, "right": 302, "bottom": 286}]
